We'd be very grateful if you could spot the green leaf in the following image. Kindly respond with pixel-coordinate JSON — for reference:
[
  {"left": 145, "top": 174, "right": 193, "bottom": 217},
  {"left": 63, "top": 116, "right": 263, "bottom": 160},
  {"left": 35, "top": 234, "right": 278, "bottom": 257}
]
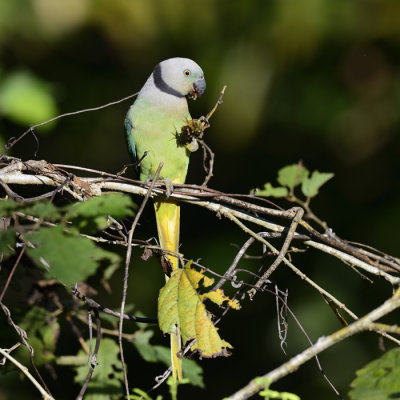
[
  {"left": 66, "top": 193, "right": 135, "bottom": 219},
  {"left": 26, "top": 225, "right": 120, "bottom": 286},
  {"left": 259, "top": 389, "right": 300, "bottom": 400},
  {"left": 277, "top": 164, "right": 309, "bottom": 189},
  {"left": 301, "top": 170, "right": 334, "bottom": 198},
  {"left": 16, "top": 306, "right": 59, "bottom": 366},
  {"left": 74, "top": 338, "right": 123, "bottom": 400},
  {"left": 0, "top": 228, "right": 16, "bottom": 257},
  {"left": 158, "top": 262, "right": 235, "bottom": 358},
  {"left": 151, "top": 346, "right": 204, "bottom": 388},
  {"left": 0, "top": 71, "right": 57, "bottom": 127},
  {"left": 129, "top": 388, "right": 161, "bottom": 400},
  {"left": 254, "top": 183, "right": 288, "bottom": 198},
  {"left": 0, "top": 199, "right": 60, "bottom": 220},
  {"left": 349, "top": 348, "right": 400, "bottom": 400},
  {"left": 66, "top": 193, "right": 136, "bottom": 231},
  {"left": 0, "top": 199, "right": 22, "bottom": 217},
  {"left": 181, "top": 357, "right": 204, "bottom": 388},
  {"left": 22, "top": 200, "right": 61, "bottom": 220},
  {"left": 133, "top": 330, "right": 159, "bottom": 362}
]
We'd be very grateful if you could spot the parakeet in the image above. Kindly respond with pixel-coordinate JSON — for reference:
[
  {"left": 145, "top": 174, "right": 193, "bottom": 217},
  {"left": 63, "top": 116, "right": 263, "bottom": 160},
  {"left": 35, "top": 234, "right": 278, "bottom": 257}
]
[{"left": 125, "top": 57, "right": 206, "bottom": 380}]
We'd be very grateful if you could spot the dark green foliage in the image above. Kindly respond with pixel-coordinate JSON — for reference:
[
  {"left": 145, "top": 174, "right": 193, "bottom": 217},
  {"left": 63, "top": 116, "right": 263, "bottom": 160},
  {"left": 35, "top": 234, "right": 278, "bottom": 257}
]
[
  {"left": 66, "top": 193, "right": 136, "bottom": 232},
  {"left": 0, "top": 229, "right": 16, "bottom": 257},
  {"left": 72, "top": 338, "right": 124, "bottom": 400},
  {"left": 1, "top": 194, "right": 136, "bottom": 286},
  {"left": 26, "top": 224, "right": 120, "bottom": 287},
  {"left": 15, "top": 307, "right": 59, "bottom": 366},
  {"left": 0, "top": 193, "right": 204, "bottom": 396},
  {"left": 349, "top": 348, "right": 400, "bottom": 400},
  {"left": 133, "top": 331, "right": 204, "bottom": 388}
]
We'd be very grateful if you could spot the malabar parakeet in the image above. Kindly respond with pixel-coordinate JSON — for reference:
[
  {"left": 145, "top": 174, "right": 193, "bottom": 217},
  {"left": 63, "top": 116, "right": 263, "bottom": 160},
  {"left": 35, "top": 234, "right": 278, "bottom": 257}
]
[{"left": 125, "top": 57, "right": 206, "bottom": 380}]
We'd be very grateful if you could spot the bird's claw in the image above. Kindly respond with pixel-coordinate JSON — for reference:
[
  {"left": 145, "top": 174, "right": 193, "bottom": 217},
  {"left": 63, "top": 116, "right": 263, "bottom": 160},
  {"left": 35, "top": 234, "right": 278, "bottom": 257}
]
[
  {"left": 199, "top": 115, "right": 210, "bottom": 129},
  {"left": 163, "top": 178, "right": 174, "bottom": 199}
]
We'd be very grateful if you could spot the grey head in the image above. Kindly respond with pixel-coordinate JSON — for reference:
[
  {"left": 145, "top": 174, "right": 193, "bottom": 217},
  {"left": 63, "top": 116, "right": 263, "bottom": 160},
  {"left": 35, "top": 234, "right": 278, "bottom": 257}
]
[{"left": 151, "top": 57, "right": 206, "bottom": 100}]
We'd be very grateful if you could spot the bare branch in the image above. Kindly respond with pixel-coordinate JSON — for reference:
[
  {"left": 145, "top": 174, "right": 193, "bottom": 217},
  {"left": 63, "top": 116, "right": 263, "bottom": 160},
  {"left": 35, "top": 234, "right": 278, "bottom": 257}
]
[
  {"left": 0, "top": 347, "right": 55, "bottom": 400},
  {"left": 225, "top": 288, "right": 400, "bottom": 400}
]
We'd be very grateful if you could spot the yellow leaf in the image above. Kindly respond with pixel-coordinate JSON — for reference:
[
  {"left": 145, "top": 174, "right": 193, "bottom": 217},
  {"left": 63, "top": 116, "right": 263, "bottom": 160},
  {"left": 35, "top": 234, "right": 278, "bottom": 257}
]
[
  {"left": 158, "top": 263, "right": 237, "bottom": 358},
  {"left": 202, "top": 289, "right": 241, "bottom": 310}
]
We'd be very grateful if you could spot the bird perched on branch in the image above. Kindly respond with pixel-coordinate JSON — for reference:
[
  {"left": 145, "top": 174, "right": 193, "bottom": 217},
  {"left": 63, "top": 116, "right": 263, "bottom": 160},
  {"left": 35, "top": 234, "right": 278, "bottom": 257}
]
[{"left": 125, "top": 57, "right": 206, "bottom": 380}]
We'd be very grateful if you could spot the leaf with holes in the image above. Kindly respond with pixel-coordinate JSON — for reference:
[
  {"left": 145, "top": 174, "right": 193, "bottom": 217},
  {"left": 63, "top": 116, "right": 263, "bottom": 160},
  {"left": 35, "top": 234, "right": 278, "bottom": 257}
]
[{"left": 158, "top": 262, "right": 237, "bottom": 358}]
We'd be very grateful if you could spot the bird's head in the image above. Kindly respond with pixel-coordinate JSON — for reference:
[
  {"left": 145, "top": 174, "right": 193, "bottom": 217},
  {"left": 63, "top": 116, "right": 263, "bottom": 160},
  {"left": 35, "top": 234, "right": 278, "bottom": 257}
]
[{"left": 153, "top": 57, "right": 206, "bottom": 100}]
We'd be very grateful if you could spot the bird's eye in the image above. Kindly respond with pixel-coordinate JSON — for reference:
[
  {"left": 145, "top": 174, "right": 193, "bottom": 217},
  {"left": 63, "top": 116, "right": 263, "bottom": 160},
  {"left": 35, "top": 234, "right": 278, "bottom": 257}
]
[{"left": 184, "top": 69, "right": 191, "bottom": 77}]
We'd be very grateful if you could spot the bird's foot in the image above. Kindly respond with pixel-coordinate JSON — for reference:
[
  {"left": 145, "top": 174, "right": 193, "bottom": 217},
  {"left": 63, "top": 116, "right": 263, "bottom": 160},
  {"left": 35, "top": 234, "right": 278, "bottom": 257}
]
[
  {"left": 162, "top": 178, "right": 174, "bottom": 199},
  {"left": 198, "top": 115, "right": 210, "bottom": 129}
]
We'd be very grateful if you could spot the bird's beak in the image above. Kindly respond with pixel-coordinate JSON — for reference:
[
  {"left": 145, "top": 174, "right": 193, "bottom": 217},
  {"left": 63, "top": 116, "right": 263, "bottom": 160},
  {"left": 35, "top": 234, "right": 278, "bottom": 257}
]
[{"left": 188, "top": 77, "right": 206, "bottom": 100}]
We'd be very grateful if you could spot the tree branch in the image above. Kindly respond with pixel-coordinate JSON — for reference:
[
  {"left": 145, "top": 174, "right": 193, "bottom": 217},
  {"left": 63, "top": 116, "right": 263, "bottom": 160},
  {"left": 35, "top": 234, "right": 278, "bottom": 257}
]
[{"left": 225, "top": 287, "right": 400, "bottom": 400}]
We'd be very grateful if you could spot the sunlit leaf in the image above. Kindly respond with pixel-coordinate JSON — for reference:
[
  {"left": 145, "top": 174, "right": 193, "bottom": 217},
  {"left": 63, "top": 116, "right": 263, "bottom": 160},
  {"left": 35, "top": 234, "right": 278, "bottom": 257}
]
[
  {"left": 202, "top": 288, "right": 240, "bottom": 310},
  {"left": 301, "top": 170, "right": 334, "bottom": 198},
  {"left": 158, "top": 262, "right": 235, "bottom": 358},
  {"left": 277, "top": 163, "right": 309, "bottom": 189},
  {"left": 349, "top": 348, "right": 400, "bottom": 400},
  {"left": 254, "top": 183, "right": 288, "bottom": 198},
  {"left": 259, "top": 389, "right": 300, "bottom": 400}
]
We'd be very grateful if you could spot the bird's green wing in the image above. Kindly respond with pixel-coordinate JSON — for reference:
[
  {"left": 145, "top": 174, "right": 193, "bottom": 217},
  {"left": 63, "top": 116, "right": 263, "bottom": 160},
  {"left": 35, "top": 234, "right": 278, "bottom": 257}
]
[{"left": 124, "top": 114, "right": 138, "bottom": 173}]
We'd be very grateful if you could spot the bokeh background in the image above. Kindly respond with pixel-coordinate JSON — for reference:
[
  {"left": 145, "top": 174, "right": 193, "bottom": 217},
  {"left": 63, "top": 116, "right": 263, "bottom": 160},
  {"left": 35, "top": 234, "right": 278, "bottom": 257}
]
[{"left": 1, "top": 1, "right": 400, "bottom": 399}]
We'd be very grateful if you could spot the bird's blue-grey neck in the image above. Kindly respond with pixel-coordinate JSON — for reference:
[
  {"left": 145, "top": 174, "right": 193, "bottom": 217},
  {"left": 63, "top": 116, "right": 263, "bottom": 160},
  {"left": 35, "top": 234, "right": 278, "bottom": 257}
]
[{"left": 153, "top": 63, "right": 185, "bottom": 98}]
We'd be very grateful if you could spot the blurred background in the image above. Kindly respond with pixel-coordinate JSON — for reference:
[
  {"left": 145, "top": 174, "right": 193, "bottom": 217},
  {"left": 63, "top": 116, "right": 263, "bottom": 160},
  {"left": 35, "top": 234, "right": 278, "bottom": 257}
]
[{"left": 0, "top": 0, "right": 400, "bottom": 399}]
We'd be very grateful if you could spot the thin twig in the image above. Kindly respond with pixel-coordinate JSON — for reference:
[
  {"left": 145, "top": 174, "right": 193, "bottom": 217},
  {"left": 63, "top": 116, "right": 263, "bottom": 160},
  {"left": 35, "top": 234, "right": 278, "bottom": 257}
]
[
  {"left": 206, "top": 85, "right": 227, "bottom": 120},
  {"left": 118, "top": 162, "right": 163, "bottom": 398},
  {"left": 224, "top": 212, "right": 359, "bottom": 320},
  {"left": 76, "top": 309, "right": 101, "bottom": 400},
  {"left": 0, "top": 302, "right": 53, "bottom": 396},
  {"left": 0, "top": 93, "right": 138, "bottom": 159},
  {"left": 0, "top": 247, "right": 25, "bottom": 302},
  {"left": 0, "top": 347, "right": 55, "bottom": 400},
  {"left": 199, "top": 139, "right": 215, "bottom": 186},
  {"left": 0, "top": 343, "right": 21, "bottom": 365},
  {"left": 72, "top": 286, "right": 157, "bottom": 323},
  {"left": 225, "top": 288, "right": 400, "bottom": 400},
  {"left": 249, "top": 207, "right": 304, "bottom": 298}
]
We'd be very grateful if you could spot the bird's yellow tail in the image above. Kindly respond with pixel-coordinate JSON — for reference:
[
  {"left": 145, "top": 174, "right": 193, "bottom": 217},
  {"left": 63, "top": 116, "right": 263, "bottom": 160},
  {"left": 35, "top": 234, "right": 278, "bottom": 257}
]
[{"left": 154, "top": 199, "right": 183, "bottom": 381}]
